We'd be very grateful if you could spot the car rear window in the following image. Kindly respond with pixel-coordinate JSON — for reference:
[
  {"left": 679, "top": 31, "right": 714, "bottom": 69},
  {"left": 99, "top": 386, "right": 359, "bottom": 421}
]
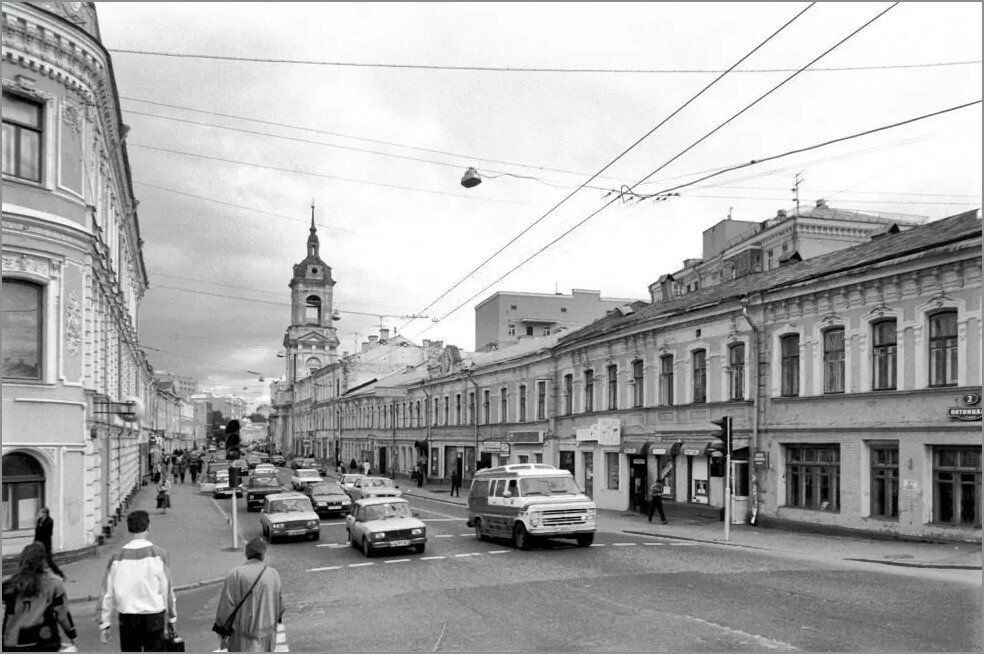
[{"left": 251, "top": 476, "right": 279, "bottom": 487}]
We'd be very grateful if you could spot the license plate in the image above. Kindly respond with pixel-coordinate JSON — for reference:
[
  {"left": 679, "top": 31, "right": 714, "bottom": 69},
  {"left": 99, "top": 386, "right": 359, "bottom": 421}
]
[
  {"left": 389, "top": 539, "right": 410, "bottom": 547},
  {"left": 286, "top": 529, "right": 305, "bottom": 536}
]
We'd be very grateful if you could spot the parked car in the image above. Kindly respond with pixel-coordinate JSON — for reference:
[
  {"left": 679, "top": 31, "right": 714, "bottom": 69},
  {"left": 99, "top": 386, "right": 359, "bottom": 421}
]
[
  {"left": 271, "top": 454, "right": 286, "bottom": 466},
  {"left": 289, "top": 458, "right": 304, "bottom": 470},
  {"left": 213, "top": 470, "right": 244, "bottom": 499},
  {"left": 338, "top": 473, "right": 366, "bottom": 490},
  {"left": 260, "top": 492, "right": 320, "bottom": 542},
  {"left": 200, "top": 462, "right": 223, "bottom": 494},
  {"left": 246, "top": 473, "right": 283, "bottom": 511},
  {"left": 346, "top": 497, "right": 426, "bottom": 556},
  {"left": 303, "top": 481, "right": 353, "bottom": 516},
  {"left": 290, "top": 468, "right": 323, "bottom": 491},
  {"left": 245, "top": 454, "right": 262, "bottom": 470},
  {"left": 253, "top": 463, "right": 277, "bottom": 476},
  {"left": 257, "top": 452, "right": 271, "bottom": 464},
  {"left": 346, "top": 476, "right": 402, "bottom": 501}
]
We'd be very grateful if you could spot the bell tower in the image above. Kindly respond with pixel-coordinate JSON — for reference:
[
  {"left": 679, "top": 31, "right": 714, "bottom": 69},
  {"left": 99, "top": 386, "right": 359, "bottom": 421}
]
[{"left": 283, "top": 201, "right": 340, "bottom": 384}]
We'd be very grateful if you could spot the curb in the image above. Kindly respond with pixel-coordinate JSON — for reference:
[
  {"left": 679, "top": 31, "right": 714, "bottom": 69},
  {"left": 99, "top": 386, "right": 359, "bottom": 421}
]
[
  {"left": 622, "top": 529, "right": 771, "bottom": 550},
  {"left": 401, "top": 489, "right": 467, "bottom": 509},
  {"left": 67, "top": 576, "right": 226, "bottom": 605},
  {"left": 843, "top": 557, "right": 982, "bottom": 571},
  {"left": 210, "top": 495, "right": 249, "bottom": 547}
]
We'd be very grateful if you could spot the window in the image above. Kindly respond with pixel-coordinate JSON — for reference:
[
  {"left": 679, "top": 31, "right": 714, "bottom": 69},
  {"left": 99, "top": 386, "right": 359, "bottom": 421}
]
[
  {"left": 525, "top": 325, "right": 533, "bottom": 336},
  {"left": 728, "top": 343, "right": 745, "bottom": 401},
  {"left": 692, "top": 350, "right": 706, "bottom": 404},
  {"left": 605, "top": 452, "right": 619, "bottom": 490},
  {"left": 468, "top": 392, "right": 475, "bottom": 425},
  {"left": 659, "top": 355, "right": 674, "bottom": 405},
  {"left": 933, "top": 447, "right": 981, "bottom": 527},
  {"left": 518, "top": 385, "right": 527, "bottom": 422},
  {"left": 871, "top": 320, "right": 897, "bottom": 391},
  {"left": 559, "top": 451, "right": 575, "bottom": 476},
  {"left": 560, "top": 307, "right": 567, "bottom": 313},
  {"left": 415, "top": 401, "right": 421, "bottom": 427},
  {"left": 541, "top": 327, "right": 550, "bottom": 336},
  {"left": 443, "top": 396, "right": 449, "bottom": 425},
  {"left": 2, "top": 94, "right": 43, "bottom": 182},
  {"left": 507, "top": 324, "right": 516, "bottom": 336},
  {"left": 433, "top": 398, "right": 439, "bottom": 426},
  {"left": 483, "top": 390, "right": 490, "bottom": 424},
  {"left": 304, "top": 295, "right": 321, "bottom": 325},
  {"left": 606, "top": 364, "right": 618, "bottom": 410},
  {"left": 500, "top": 387, "right": 508, "bottom": 423},
  {"left": 563, "top": 374, "right": 573, "bottom": 415},
  {"left": 780, "top": 334, "right": 800, "bottom": 397},
  {"left": 822, "top": 328, "right": 845, "bottom": 394},
  {"left": 632, "top": 360, "right": 644, "bottom": 408},
  {"left": 785, "top": 445, "right": 840, "bottom": 511},
  {"left": 2, "top": 280, "right": 43, "bottom": 380},
  {"left": 870, "top": 445, "right": 899, "bottom": 519},
  {"left": 584, "top": 370, "right": 594, "bottom": 413},
  {"left": 767, "top": 249, "right": 774, "bottom": 270},
  {"left": 510, "top": 304, "right": 517, "bottom": 310},
  {"left": 536, "top": 381, "right": 546, "bottom": 420},
  {"left": 2, "top": 453, "right": 45, "bottom": 531},
  {"left": 455, "top": 394, "right": 461, "bottom": 425},
  {"left": 929, "top": 311, "right": 958, "bottom": 387}
]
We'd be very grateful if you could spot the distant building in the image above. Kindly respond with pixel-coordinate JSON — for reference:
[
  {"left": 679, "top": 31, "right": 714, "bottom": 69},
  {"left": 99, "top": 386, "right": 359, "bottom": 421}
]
[
  {"left": 475, "top": 289, "right": 640, "bottom": 351},
  {"left": 153, "top": 371, "right": 198, "bottom": 398},
  {"left": 648, "top": 200, "right": 926, "bottom": 303}
]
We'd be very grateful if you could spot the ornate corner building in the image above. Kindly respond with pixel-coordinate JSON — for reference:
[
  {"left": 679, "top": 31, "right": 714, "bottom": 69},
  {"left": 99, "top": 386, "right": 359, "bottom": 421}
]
[{"left": 2, "top": 2, "right": 155, "bottom": 559}]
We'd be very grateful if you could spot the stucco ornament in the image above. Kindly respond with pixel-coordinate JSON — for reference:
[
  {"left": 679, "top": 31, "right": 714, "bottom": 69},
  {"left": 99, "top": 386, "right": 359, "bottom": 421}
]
[
  {"left": 2, "top": 253, "right": 51, "bottom": 278},
  {"left": 66, "top": 292, "right": 82, "bottom": 355}
]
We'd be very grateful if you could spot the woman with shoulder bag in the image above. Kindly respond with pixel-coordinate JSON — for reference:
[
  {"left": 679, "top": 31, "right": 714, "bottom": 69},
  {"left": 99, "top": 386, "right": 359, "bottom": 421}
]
[{"left": 2, "top": 542, "right": 78, "bottom": 652}]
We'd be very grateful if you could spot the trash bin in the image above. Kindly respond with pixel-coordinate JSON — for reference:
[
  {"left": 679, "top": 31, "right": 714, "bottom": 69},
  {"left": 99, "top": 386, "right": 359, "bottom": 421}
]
[{"left": 731, "top": 496, "right": 749, "bottom": 524}]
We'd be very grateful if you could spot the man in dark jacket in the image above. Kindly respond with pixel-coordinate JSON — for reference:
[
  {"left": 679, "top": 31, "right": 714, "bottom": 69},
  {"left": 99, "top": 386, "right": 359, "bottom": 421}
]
[
  {"left": 34, "top": 507, "right": 66, "bottom": 579},
  {"left": 449, "top": 468, "right": 461, "bottom": 498}
]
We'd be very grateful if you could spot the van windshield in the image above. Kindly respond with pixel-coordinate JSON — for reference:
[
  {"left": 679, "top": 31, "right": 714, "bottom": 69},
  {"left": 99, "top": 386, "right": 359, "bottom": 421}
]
[{"left": 520, "top": 476, "right": 582, "bottom": 496}]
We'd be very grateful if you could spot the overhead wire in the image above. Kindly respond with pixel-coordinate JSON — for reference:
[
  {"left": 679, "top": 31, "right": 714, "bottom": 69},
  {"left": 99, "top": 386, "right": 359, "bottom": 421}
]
[
  {"left": 398, "top": 1, "right": 818, "bottom": 334},
  {"left": 412, "top": 2, "right": 902, "bottom": 337},
  {"left": 108, "top": 48, "right": 981, "bottom": 74}
]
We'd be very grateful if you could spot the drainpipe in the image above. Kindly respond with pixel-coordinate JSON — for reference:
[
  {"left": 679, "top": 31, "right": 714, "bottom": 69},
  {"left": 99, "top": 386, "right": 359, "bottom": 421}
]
[
  {"left": 741, "top": 300, "right": 762, "bottom": 526},
  {"left": 465, "top": 372, "right": 480, "bottom": 476}
]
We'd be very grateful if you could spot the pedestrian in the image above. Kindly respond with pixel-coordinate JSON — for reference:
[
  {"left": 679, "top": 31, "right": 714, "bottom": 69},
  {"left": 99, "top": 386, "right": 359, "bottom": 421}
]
[
  {"left": 648, "top": 477, "right": 668, "bottom": 524},
  {"left": 189, "top": 457, "right": 200, "bottom": 485},
  {"left": 416, "top": 462, "right": 425, "bottom": 488},
  {"left": 33, "top": 507, "right": 66, "bottom": 580},
  {"left": 157, "top": 476, "right": 172, "bottom": 515},
  {"left": 177, "top": 457, "right": 187, "bottom": 484},
  {"left": 2, "top": 542, "right": 78, "bottom": 652},
  {"left": 349, "top": 458, "right": 357, "bottom": 473},
  {"left": 97, "top": 510, "right": 178, "bottom": 652},
  {"left": 171, "top": 454, "right": 180, "bottom": 483},
  {"left": 362, "top": 460, "right": 371, "bottom": 476},
  {"left": 449, "top": 468, "right": 461, "bottom": 497},
  {"left": 213, "top": 537, "right": 283, "bottom": 653}
]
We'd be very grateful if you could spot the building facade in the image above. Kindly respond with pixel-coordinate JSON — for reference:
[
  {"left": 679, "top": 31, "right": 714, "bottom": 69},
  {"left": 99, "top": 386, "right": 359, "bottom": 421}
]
[{"left": 2, "top": 2, "right": 153, "bottom": 557}]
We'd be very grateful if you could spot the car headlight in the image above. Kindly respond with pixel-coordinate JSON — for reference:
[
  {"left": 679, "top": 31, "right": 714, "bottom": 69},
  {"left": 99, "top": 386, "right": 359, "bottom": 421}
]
[
  {"left": 529, "top": 512, "right": 541, "bottom": 527},
  {"left": 372, "top": 532, "right": 386, "bottom": 540},
  {"left": 272, "top": 523, "right": 284, "bottom": 529},
  {"left": 307, "top": 520, "right": 318, "bottom": 527},
  {"left": 586, "top": 508, "right": 597, "bottom": 521},
  {"left": 410, "top": 528, "right": 423, "bottom": 536},
  {"left": 342, "top": 500, "right": 351, "bottom": 505}
]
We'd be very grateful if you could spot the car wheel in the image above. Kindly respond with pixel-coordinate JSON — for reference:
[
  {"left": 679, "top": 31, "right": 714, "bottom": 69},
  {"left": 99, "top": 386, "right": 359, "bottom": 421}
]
[
  {"left": 576, "top": 533, "right": 595, "bottom": 547},
  {"left": 473, "top": 518, "right": 486, "bottom": 541},
  {"left": 362, "top": 537, "right": 373, "bottom": 557},
  {"left": 311, "top": 530, "right": 320, "bottom": 542},
  {"left": 414, "top": 543, "right": 426, "bottom": 554},
  {"left": 513, "top": 523, "right": 532, "bottom": 551},
  {"left": 349, "top": 530, "right": 358, "bottom": 548}
]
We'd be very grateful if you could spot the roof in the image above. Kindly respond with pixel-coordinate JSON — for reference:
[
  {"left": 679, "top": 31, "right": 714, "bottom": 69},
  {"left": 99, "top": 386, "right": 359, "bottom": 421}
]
[
  {"left": 560, "top": 209, "right": 981, "bottom": 347},
  {"left": 474, "top": 463, "right": 570, "bottom": 477},
  {"left": 354, "top": 496, "right": 409, "bottom": 506}
]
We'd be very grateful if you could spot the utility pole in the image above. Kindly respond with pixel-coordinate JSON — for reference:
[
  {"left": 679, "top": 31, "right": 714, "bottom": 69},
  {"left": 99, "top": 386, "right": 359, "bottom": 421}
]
[{"left": 791, "top": 172, "right": 804, "bottom": 217}]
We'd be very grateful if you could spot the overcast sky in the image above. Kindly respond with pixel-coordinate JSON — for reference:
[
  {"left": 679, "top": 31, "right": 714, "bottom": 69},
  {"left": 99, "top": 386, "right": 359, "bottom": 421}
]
[{"left": 95, "top": 2, "right": 982, "bottom": 406}]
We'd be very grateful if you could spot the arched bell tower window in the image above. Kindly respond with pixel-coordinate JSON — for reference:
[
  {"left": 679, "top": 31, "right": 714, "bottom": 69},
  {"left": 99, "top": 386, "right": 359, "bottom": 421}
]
[
  {"left": 306, "top": 357, "right": 322, "bottom": 374},
  {"left": 305, "top": 295, "right": 322, "bottom": 325}
]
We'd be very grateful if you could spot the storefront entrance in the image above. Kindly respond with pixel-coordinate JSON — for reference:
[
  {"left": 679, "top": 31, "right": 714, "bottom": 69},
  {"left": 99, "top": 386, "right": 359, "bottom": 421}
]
[
  {"left": 629, "top": 456, "right": 647, "bottom": 512},
  {"left": 378, "top": 447, "right": 387, "bottom": 475}
]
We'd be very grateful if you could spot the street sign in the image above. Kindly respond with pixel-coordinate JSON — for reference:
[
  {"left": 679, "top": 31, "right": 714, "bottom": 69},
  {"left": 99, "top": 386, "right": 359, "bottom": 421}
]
[
  {"left": 682, "top": 448, "right": 701, "bottom": 456},
  {"left": 499, "top": 443, "right": 511, "bottom": 455},
  {"left": 753, "top": 451, "right": 770, "bottom": 468},
  {"left": 480, "top": 441, "right": 502, "bottom": 453}
]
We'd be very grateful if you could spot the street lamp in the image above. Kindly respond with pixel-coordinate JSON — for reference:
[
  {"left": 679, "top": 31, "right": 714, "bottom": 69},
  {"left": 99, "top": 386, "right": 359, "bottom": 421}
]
[{"left": 460, "top": 167, "right": 482, "bottom": 188}]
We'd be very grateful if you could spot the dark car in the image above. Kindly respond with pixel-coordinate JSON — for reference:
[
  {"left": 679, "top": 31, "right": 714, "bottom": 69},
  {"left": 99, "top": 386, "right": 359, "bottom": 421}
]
[
  {"left": 271, "top": 454, "right": 286, "bottom": 466},
  {"left": 304, "top": 481, "right": 353, "bottom": 516},
  {"left": 245, "top": 454, "right": 262, "bottom": 470},
  {"left": 246, "top": 473, "right": 283, "bottom": 511}
]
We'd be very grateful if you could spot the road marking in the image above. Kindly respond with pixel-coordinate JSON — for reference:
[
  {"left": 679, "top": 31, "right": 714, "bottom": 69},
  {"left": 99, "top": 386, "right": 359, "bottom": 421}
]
[
  {"left": 348, "top": 562, "right": 374, "bottom": 568},
  {"left": 320, "top": 521, "right": 345, "bottom": 526},
  {"left": 384, "top": 558, "right": 410, "bottom": 563},
  {"left": 613, "top": 542, "right": 638, "bottom": 547},
  {"left": 420, "top": 556, "right": 446, "bottom": 560},
  {"left": 486, "top": 550, "right": 511, "bottom": 554},
  {"left": 454, "top": 553, "right": 481, "bottom": 557},
  {"left": 409, "top": 505, "right": 464, "bottom": 520},
  {"left": 677, "top": 615, "right": 798, "bottom": 651},
  {"left": 643, "top": 542, "right": 663, "bottom": 546},
  {"left": 306, "top": 565, "right": 341, "bottom": 572},
  {"left": 458, "top": 533, "right": 474, "bottom": 536},
  {"left": 435, "top": 534, "right": 454, "bottom": 538},
  {"left": 589, "top": 543, "right": 606, "bottom": 547},
  {"left": 316, "top": 543, "right": 348, "bottom": 548},
  {"left": 420, "top": 518, "right": 467, "bottom": 522}
]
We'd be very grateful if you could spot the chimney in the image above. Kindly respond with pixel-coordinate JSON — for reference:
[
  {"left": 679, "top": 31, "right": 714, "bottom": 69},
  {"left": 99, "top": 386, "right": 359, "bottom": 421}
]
[
  {"left": 368, "top": 335, "right": 379, "bottom": 345},
  {"left": 422, "top": 339, "right": 430, "bottom": 348},
  {"left": 361, "top": 342, "right": 370, "bottom": 353},
  {"left": 815, "top": 198, "right": 828, "bottom": 209},
  {"left": 379, "top": 328, "right": 390, "bottom": 342},
  {"left": 777, "top": 209, "right": 787, "bottom": 218}
]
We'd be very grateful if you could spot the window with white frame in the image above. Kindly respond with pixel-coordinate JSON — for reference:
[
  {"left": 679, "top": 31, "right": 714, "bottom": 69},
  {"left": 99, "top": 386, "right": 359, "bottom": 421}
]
[
  {"left": 2, "top": 94, "right": 43, "bottom": 182},
  {"left": 518, "top": 384, "right": 527, "bottom": 422},
  {"left": 785, "top": 444, "right": 840, "bottom": 512},
  {"left": 632, "top": 360, "right": 644, "bottom": 408},
  {"left": 871, "top": 320, "right": 897, "bottom": 391},
  {"left": 659, "top": 355, "right": 673, "bottom": 405},
  {"left": 780, "top": 334, "right": 799, "bottom": 397},
  {"left": 2, "top": 279, "right": 43, "bottom": 380},
  {"left": 692, "top": 350, "right": 706, "bottom": 404},
  {"left": 728, "top": 343, "right": 745, "bottom": 400},
  {"left": 584, "top": 370, "right": 594, "bottom": 413},
  {"left": 928, "top": 311, "right": 958, "bottom": 387},
  {"left": 607, "top": 364, "right": 618, "bottom": 410},
  {"left": 536, "top": 381, "right": 546, "bottom": 420},
  {"left": 822, "top": 328, "right": 845, "bottom": 394}
]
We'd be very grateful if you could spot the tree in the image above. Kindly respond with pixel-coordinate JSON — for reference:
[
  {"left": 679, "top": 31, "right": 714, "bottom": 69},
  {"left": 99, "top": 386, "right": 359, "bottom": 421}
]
[{"left": 248, "top": 412, "right": 268, "bottom": 423}]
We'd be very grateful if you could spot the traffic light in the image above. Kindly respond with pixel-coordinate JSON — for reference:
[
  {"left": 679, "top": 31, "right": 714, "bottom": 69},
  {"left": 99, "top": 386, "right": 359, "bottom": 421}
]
[
  {"left": 708, "top": 416, "right": 732, "bottom": 477},
  {"left": 228, "top": 465, "right": 240, "bottom": 488}
]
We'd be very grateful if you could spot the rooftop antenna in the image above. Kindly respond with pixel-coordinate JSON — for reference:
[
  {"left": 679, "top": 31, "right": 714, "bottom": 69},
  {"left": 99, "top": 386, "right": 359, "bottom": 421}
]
[
  {"left": 791, "top": 173, "right": 803, "bottom": 217},
  {"left": 727, "top": 206, "right": 733, "bottom": 220}
]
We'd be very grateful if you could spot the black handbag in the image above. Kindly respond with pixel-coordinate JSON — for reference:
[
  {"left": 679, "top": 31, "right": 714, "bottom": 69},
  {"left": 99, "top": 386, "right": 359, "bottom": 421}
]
[
  {"left": 212, "top": 567, "right": 267, "bottom": 638},
  {"left": 165, "top": 624, "right": 184, "bottom": 652}
]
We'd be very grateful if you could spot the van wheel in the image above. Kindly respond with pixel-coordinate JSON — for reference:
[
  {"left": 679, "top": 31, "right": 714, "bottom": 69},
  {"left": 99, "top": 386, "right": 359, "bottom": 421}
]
[
  {"left": 473, "top": 519, "right": 486, "bottom": 541},
  {"left": 576, "top": 533, "right": 594, "bottom": 547},
  {"left": 362, "top": 537, "right": 373, "bottom": 557},
  {"left": 513, "top": 523, "right": 532, "bottom": 550}
]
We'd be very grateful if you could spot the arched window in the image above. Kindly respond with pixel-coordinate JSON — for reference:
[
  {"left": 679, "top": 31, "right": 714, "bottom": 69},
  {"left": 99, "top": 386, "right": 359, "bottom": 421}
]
[
  {"left": 2, "top": 452, "right": 45, "bottom": 531},
  {"left": 306, "top": 357, "right": 321, "bottom": 375},
  {"left": 2, "top": 279, "right": 43, "bottom": 380},
  {"left": 305, "top": 295, "right": 322, "bottom": 325}
]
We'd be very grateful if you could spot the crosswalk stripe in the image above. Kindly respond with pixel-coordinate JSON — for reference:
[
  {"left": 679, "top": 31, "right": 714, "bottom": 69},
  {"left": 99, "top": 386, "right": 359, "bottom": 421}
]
[
  {"left": 421, "top": 518, "right": 467, "bottom": 522},
  {"left": 316, "top": 543, "right": 348, "bottom": 548},
  {"left": 306, "top": 565, "right": 341, "bottom": 572},
  {"left": 454, "top": 553, "right": 481, "bottom": 557},
  {"left": 420, "top": 555, "right": 446, "bottom": 560},
  {"left": 435, "top": 534, "right": 454, "bottom": 538},
  {"left": 643, "top": 542, "right": 663, "bottom": 546},
  {"left": 458, "top": 533, "right": 474, "bottom": 536},
  {"left": 486, "top": 550, "right": 510, "bottom": 554},
  {"left": 613, "top": 543, "right": 637, "bottom": 547}
]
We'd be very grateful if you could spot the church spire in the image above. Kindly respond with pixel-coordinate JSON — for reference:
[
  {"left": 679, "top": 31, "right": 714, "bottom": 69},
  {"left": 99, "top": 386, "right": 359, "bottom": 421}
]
[{"left": 307, "top": 199, "right": 319, "bottom": 257}]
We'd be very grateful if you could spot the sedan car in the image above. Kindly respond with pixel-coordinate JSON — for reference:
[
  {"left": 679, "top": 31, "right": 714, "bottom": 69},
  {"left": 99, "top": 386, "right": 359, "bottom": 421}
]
[
  {"left": 253, "top": 463, "right": 277, "bottom": 476},
  {"left": 245, "top": 473, "right": 283, "bottom": 511},
  {"left": 271, "top": 454, "right": 286, "bottom": 466},
  {"left": 346, "top": 476, "right": 402, "bottom": 501},
  {"left": 290, "top": 468, "right": 323, "bottom": 491},
  {"left": 346, "top": 497, "right": 426, "bottom": 557},
  {"left": 338, "top": 473, "right": 366, "bottom": 490},
  {"left": 304, "top": 481, "right": 353, "bottom": 516},
  {"left": 260, "top": 492, "right": 320, "bottom": 542},
  {"left": 213, "top": 470, "right": 244, "bottom": 499},
  {"left": 245, "top": 454, "right": 262, "bottom": 470}
]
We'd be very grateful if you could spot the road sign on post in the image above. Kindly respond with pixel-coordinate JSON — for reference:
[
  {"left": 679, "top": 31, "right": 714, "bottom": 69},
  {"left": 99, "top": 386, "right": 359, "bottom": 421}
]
[{"left": 710, "top": 416, "right": 733, "bottom": 541}]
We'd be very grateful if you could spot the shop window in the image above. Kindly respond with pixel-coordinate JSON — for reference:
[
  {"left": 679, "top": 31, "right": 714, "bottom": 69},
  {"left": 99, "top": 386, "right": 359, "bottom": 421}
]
[
  {"left": 607, "top": 364, "right": 618, "bottom": 410},
  {"left": 584, "top": 370, "right": 594, "bottom": 413},
  {"left": 559, "top": 451, "right": 575, "bottom": 476},
  {"left": 728, "top": 343, "right": 745, "bottom": 400},
  {"left": 785, "top": 445, "right": 840, "bottom": 511},
  {"left": 933, "top": 447, "right": 981, "bottom": 527},
  {"left": 780, "top": 334, "right": 800, "bottom": 397},
  {"left": 692, "top": 349, "right": 706, "bottom": 403},
  {"left": 822, "top": 328, "right": 845, "bottom": 394},
  {"left": 518, "top": 455, "right": 529, "bottom": 464},
  {"left": 2, "top": 279, "right": 43, "bottom": 380},
  {"left": 563, "top": 374, "right": 573, "bottom": 415},
  {"left": 2, "top": 93, "right": 43, "bottom": 182},
  {"left": 870, "top": 445, "right": 899, "bottom": 519},
  {"left": 929, "top": 311, "right": 958, "bottom": 387},
  {"left": 871, "top": 320, "right": 897, "bottom": 391},
  {"left": 659, "top": 355, "right": 674, "bottom": 405},
  {"left": 2, "top": 453, "right": 45, "bottom": 531},
  {"left": 536, "top": 381, "right": 546, "bottom": 420},
  {"left": 632, "top": 360, "right": 644, "bottom": 408},
  {"left": 518, "top": 385, "right": 527, "bottom": 422},
  {"left": 605, "top": 452, "right": 619, "bottom": 490}
]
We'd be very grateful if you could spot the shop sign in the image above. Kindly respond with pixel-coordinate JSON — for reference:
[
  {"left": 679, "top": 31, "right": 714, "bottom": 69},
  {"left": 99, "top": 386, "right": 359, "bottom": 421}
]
[
  {"left": 683, "top": 448, "right": 701, "bottom": 456},
  {"left": 948, "top": 393, "right": 982, "bottom": 421},
  {"left": 575, "top": 419, "right": 621, "bottom": 446},
  {"left": 499, "top": 443, "right": 511, "bottom": 455},
  {"left": 753, "top": 451, "right": 769, "bottom": 468},
  {"left": 651, "top": 448, "right": 667, "bottom": 455},
  {"left": 507, "top": 430, "right": 543, "bottom": 444},
  {"left": 480, "top": 441, "right": 502, "bottom": 453}
]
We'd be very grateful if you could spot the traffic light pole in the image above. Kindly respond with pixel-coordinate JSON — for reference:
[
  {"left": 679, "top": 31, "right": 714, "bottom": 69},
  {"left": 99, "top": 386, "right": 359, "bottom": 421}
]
[
  {"left": 724, "top": 440, "right": 731, "bottom": 542},
  {"left": 231, "top": 481, "right": 239, "bottom": 550}
]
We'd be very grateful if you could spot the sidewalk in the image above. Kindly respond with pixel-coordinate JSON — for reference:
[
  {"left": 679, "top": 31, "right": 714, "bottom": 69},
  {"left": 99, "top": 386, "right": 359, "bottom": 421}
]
[
  {"left": 401, "top": 481, "right": 982, "bottom": 572},
  {"left": 59, "top": 480, "right": 246, "bottom": 604}
]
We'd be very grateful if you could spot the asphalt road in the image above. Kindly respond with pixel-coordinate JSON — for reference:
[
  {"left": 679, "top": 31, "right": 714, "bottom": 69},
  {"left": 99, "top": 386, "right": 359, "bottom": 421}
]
[{"left": 78, "top": 467, "right": 983, "bottom": 652}]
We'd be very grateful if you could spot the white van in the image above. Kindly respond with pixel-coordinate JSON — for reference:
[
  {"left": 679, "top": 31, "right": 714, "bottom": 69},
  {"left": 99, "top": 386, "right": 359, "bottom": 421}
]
[{"left": 467, "top": 464, "right": 596, "bottom": 549}]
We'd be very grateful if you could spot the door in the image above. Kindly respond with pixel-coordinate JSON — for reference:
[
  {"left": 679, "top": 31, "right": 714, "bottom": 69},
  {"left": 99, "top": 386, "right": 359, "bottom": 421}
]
[
  {"left": 559, "top": 451, "right": 575, "bottom": 476},
  {"left": 629, "top": 458, "right": 647, "bottom": 512},
  {"left": 583, "top": 452, "right": 594, "bottom": 499},
  {"left": 378, "top": 447, "right": 387, "bottom": 475}
]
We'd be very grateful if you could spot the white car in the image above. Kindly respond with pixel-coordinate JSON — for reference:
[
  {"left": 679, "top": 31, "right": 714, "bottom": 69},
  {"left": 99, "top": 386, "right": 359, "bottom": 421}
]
[
  {"left": 260, "top": 492, "right": 320, "bottom": 542},
  {"left": 254, "top": 463, "right": 277, "bottom": 476},
  {"left": 213, "top": 470, "right": 244, "bottom": 499},
  {"left": 346, "top": 476, "right": 402, "bottom": 501},
  {"left": 290, "top": 468, "right": 323, "bottom": 491},
  {"left": 345, "top": 497, "right": 426, "bottom": 556}
]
